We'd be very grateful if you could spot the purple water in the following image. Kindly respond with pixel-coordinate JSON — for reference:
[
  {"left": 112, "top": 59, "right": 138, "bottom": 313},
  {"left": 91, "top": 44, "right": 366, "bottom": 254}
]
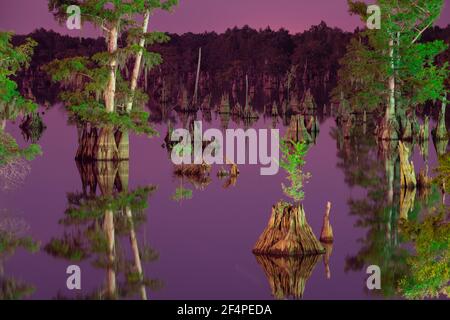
[{"left": 0, "top": 105, "right": 447, "bottom": 300}]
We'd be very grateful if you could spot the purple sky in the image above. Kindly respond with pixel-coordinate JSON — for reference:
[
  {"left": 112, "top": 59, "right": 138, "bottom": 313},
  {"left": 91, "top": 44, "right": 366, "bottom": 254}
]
[{"left": 0, "top": 0, "right": 449, "bottom": 37}]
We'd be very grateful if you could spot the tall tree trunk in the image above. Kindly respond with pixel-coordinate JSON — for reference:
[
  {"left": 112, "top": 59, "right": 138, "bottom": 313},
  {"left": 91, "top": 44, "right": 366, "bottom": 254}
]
[
  {"left": 379, "top": 36, "right": 398, "bottom": 141},
  {"left": 105, "top": 24, "right": 119, "bottom": 113},
  {"left": 193, "top": 47, "right": 202, "bottom": 106},
  {"left": 436, "top": 94, "right": 447, "bottom": 140},
  {"left": 126, "top": 11, "right": 150, "bottom": 112},
  {"left": 98, "top": 22, "right": 120, "bottom": 161},
  {"left": 96, "top": 126, "right": 119, "bottom": 160},
  {"left": 1, "top": 119, "right": 5, "bottom": 131},
  {"left": 388, "top": 37, "right": 396, "bottom": 120}
]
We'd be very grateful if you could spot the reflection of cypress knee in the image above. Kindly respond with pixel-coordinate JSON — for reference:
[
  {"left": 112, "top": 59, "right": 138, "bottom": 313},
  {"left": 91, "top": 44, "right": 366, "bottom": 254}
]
[
  {"left": 320, "top": 202, "right": 333, "bottom": 243},
  {"left": 96, "top": 126, "right": 119, "bottom": 161},
  {"left": 253, "top": 201, "right": 324, "bottom": 256},
  {"left": 321, "top": 242, "right": 333, "bottom": 280}
]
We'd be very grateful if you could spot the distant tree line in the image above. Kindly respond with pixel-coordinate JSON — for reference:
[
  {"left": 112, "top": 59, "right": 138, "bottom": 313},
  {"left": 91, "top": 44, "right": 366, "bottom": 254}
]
[{"left": 12, "top": 22, "right": 450, "bottom": 109}]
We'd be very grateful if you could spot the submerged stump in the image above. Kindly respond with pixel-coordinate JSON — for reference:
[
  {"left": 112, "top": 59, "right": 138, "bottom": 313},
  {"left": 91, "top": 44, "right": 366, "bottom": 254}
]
[{"left": 253, "top": 201, "right": 325, "bottom": 256}]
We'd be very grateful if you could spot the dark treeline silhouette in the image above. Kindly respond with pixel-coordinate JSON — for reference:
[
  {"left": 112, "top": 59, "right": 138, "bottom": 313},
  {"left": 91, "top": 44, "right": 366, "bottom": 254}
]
[{"left": 12, "top": 22, "right": 450, "bottom": 112}]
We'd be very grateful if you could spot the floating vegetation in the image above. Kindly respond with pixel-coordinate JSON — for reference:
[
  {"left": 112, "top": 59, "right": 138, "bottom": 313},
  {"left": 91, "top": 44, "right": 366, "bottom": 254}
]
[{"left": 172, "top": 187, "right": 193, "bottom": 202}]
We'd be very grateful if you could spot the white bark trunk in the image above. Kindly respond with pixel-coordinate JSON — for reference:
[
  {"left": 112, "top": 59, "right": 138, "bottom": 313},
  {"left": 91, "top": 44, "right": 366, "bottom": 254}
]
[
  {"left": 388, "top": 37, "right": 396, "bottom": 119},
  {"left": 1, "top": 119, "right": 5, "bottom": 131},
  {"left": 105, "top": 24, "right": 119, "bottom": 113},
  {"left": 126, "top": 11, "right": 151, "bottom": 112}
]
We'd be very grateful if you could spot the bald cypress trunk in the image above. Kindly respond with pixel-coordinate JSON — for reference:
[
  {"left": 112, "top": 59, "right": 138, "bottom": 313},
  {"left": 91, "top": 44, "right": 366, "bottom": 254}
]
[
  {"left": 253, "top": 201, "right": 325, "bottom": 256},
  {"left": 96, "top": 127, "right": 119, "bottom": 161},
  {"left": 388, "top": 37, "right": 396, "bottom": 120},
  {"left": 126, "top": 10, "right": 151, "bottom": 112},
  {"left": 117, "top": 130, "right": 129, "bottom": 161},
  {"left": 378, "top": 36, "right": 398, "bottom": 141},
  {"left": 104, "top": 24, "right": 118, "bottom": 113},
  {"left": 436, "top": 95, "right": 447, "bottom": 140}
]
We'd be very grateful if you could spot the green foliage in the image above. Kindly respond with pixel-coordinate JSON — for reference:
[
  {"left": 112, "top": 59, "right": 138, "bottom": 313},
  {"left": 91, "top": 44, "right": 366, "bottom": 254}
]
[
  {"left": 0, "top": 234, "right": 39, "bottom": 256},
  {"left": 49, "top": 0, "right": 179, "bottom": 26},
  {"left": 0, "top": 277, "right": 36, "bottom": 300},
  {"left": 279, "top": 139, "right": 311, "bottom": 203},
  {"left": 434, "top": 152, "right": 450, "bottom": 194},
  {"left": 68, "top": 104, "right": 157, "bottom": 136},
  {"left": 0, "top": 213, "right": 39, "bottom": 300},
  {"left": 65, "top": 186, "right": 156, "bottom": 221},
  {"left": 399, "top": 206, "right": 450, "bottom": 299},
  {"left": 172, "top": 186, "right": 193, "bottom": 202},
  {"left": 45, "top": 1, "right": 179, "bottom": 134},
  {"left": 335, "top": 0, "right": 448, "bottom": 113},
  {"left": 45, "top": 233, "right": 89, "bottom": 261},
  {"left": 0, "top": 32, "right": 37, "bottom": 122},
  {"left": 0, "top": 131, "right": 42, "bottom": 166}
]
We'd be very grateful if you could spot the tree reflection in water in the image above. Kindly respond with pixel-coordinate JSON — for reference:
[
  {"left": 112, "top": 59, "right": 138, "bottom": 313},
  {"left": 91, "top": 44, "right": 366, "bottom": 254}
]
[
  {"left": 0, "top": 210, "right": 39, "bottom": 299},
  {"left": 45, "top": 160, "right": 161, "bottom": 300},
  {"left": 332, "top": 118, "right": 449, "bottom": 299}
]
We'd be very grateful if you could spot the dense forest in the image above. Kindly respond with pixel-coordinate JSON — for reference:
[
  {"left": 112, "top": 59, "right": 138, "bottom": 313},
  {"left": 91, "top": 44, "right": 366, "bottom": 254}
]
[{"left": 14, "top": 23, "right": 448, "bottom": 112}]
